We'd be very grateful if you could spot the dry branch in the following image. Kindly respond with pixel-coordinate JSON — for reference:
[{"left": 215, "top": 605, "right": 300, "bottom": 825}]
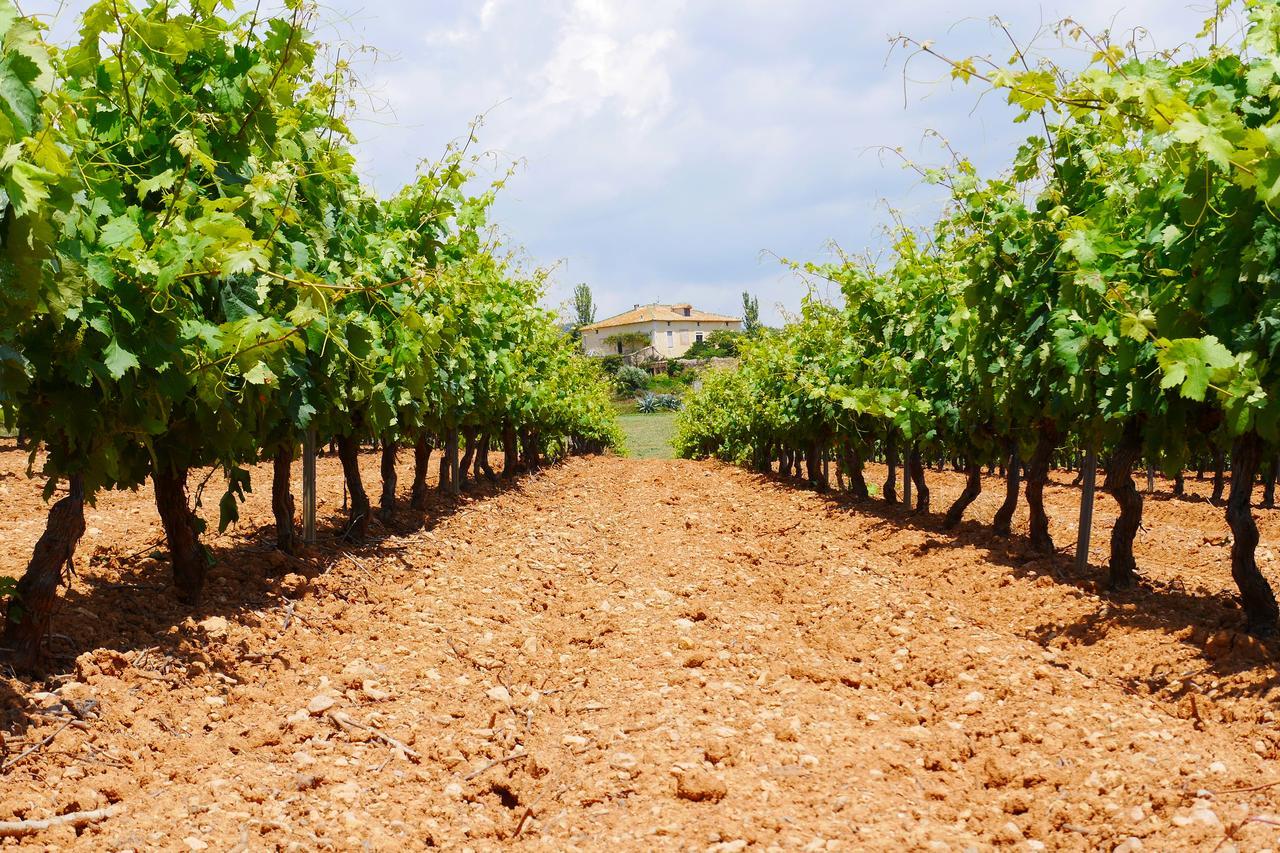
[
  {"left": 1, "top": 719, "right": 74, "bottom": 772},
  {"left": 0, "top": 805, "right": 122, "bottom": 837},
  {"left": 510, "top": 806, "right": 534, "bottom": 839},
  {"left": 464, "top": 750, "right": 528, "bottom": 781},
  {"left": 326, "top": 711, "right": 421, "bottom": 763}
]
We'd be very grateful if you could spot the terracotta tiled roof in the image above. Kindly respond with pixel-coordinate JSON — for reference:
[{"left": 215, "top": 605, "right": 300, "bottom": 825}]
[{"left": 580, "top": 304, "right": 741, "bottom": 332}]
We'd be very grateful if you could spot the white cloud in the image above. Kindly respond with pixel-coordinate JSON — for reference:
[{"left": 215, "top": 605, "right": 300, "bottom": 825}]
[
  {"left": 479, "top": 0, "right": 504, "bottom": 30},
  {"left": 25, "top": 0, "right": 1218, "bottom": 325},
  {"left": 539, "top": 27, "right": 676, "bottom": 121}
]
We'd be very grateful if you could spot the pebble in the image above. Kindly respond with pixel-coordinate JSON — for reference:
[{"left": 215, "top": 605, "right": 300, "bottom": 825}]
[
  {"left": 307, "top": 694, "right": 336, "bottom": 715},
  {"left": 710, "top": 841, "right": 747, "bottom": 853},
  {"left": 341, "top": 660, "right": 377, "bottom": 682},
  {"left": 704, "top": 739, "right": 731, "bottom": 765},
  {"left": 675, "top": 769, "right": 727, "bottom": 803},
  {"left": 1192, "top": 807, "right": 1221, "bottom": 827},
  {"left": 279, "top": 573, "right": 310, "bottom": 596},
  {"left": 996, "top": 821, "right": 1022, "bottom": 843},
  {"left": 361, "top": 680, "right": 391, "bottom": 701},
  {"left": 610, "top": 752, "right": 639, "bottom": 770},
  {"left": 198, "top": 616, "right": 228, "bottom": 637}
]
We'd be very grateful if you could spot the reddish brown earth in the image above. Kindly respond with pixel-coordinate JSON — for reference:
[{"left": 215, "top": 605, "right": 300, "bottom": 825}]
[{"left": 2, "top": 443, "right": 1279, "bottom": 851}]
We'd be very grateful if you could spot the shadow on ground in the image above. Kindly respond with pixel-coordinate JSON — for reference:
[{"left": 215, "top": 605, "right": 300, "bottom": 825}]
[
  {"left": 1, "top": 451, "right": 553, "bottom": 737},
  {"left": 747, "top": 463, "right": 1278, "bottom": 699}
]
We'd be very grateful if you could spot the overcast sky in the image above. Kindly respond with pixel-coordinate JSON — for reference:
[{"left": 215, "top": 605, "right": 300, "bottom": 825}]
[{"left": 30, "top": 0, "right": 1213, "bottom": 324}]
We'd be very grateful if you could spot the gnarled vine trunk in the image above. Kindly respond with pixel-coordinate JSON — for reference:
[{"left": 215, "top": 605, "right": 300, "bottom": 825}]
[
  {"left": 438, "top": 428, "right": 459, "bottom": 495},
  {"left": 410, "top": 432, "right": 432, "bottom": 510},
  {"left": 336, "top": 434, "right": 371, "bottom": 540},
  {"left": 1103, "top": 420, "right": 1144, "bottom": 589},
  {"left": 520, "top": 428, "right": 540, "bottom": 472},
  {"left": 153, "top": 463, "right": 205, "bottom": 605},
  {"left": 502, "top": 422, "right": 519, "bottom": 479},
  {"left": 805, "top": 441, "right": 824, "bottom": 491},
  {"left": 1262, "top": 453, "right": 1278, "bottom": 510},
  {"left": 458, "top": 427, "right": 478, "bottom": 490},
  {"left": 993, "top": 445, "right": 1020, "bottom": 537},
  {"left": 908, "top": 446, "right": 929, "bottom": 513},
  {"left": 272, "top": 444, "right": 296, "bottom": 554},
  {"left": 753, "top": 443, "right": 772, "bottom": 475},
  {"left": 477, "top": 432, "right": 497, "bottom": 482},
  {"left": 1226, "top": 432, "right": 1279, "bottom": 635},
  {"left": 883, "top": 435, "right": 899, "bottom": 505},
  {"left": 3, "top": 475, "right": 85, "bottom": 673},
  {"left": 379, "top": 436, "right": 398, "bottom": 523},
  {"left": 844, "top": 442, "right": 869, "bottom": 500},
  {"left": 944, "top": 459, "right": 982, "bottom": 530},
  {"left": 1025, "top": 422, "right": 1059, "bottom": 554}
]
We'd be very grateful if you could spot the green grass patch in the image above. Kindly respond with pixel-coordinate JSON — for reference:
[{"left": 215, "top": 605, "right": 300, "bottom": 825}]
[{"left": 619, "top": 412, "right": 678, "bottom": 460}]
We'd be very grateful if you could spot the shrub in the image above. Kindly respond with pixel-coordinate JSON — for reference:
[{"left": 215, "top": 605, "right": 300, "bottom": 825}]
[
  {"left": 614, "top": 365, "right": 650, "bottom": 394},
  {"left": 648, "top": 373, "right": 689, "bottom": 394},
  {"left": 599, "top": 355, "right": 623, "bottom": 375},
  {"left": 684, "top": 329, "right": 743, "bottom": 359},
  {"left": 638, "top": 393, "right": 681, "bottom": 413}
]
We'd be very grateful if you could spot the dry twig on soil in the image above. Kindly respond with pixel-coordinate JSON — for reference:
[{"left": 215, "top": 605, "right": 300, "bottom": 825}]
[
  {"left": 0, "top": 805, "right": 122, "bottom": 836},
  {"left": 1, "top": 718, "right": 74, "bottom": 773},
  {"left": 464, "top": 751, "right": 528, "bottom": 781},
  {"left": 326, "top": 711, "right": 421, "bottom": 763},
  {"left": 510, "top": 806, "right": 535, "bottom": 840},
  {"left": 1214, "top": 779, "right": 1280, "bottom": 795}
]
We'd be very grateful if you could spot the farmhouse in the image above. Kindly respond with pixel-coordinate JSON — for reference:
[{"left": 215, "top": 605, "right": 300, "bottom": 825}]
[{"left": 580, "top": 303, "right": 742, "bottom": 359}]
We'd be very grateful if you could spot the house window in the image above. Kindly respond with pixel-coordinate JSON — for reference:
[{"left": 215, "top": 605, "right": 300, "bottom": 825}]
[
  {"left": 695, "top": 332, "right": 704, "bottom": 343},
  {"left": 617, "top": 341, "right": 623, "bottom": 354},
  {"left": 679, "top": 330, "right": 690, "bottom": 346},
  {"left": 666, "top": 330, "right": 673, "bottom": 349}
]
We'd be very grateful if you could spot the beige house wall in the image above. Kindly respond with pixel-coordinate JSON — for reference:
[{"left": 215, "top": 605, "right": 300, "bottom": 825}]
[{"left": 583, "top": 317, "right": 740, "bottom": 359}]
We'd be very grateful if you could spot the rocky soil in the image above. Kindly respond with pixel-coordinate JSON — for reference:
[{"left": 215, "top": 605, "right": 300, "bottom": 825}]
[{"left": 2, "top": 444, "right": 1279, "bottom": 851}]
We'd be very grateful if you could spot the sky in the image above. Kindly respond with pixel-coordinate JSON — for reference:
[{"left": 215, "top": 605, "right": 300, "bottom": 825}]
[{"left": 27, "top": 0, "right": 1215, "bottom": 325}]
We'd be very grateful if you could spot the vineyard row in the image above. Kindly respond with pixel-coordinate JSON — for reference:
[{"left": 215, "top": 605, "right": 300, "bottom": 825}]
[
  {"left": 675, "top": 1, "right": 1280, "bottom": 638},
  {"left": 0, "top": 1, "right": 622, "bottom": 671}
]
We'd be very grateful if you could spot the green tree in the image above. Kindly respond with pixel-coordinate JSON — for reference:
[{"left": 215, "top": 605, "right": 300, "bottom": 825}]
[
  {"left": 573, "top": 283, "right": 596, "bottom": 331},
  {"left": 742, "top": 291, "right": 761, "bottom": 335}
]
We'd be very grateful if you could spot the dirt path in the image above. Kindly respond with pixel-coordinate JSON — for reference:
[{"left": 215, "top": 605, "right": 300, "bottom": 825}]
[{"left": 2, "top": 452, "right": 1279, "bottom": 850}]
